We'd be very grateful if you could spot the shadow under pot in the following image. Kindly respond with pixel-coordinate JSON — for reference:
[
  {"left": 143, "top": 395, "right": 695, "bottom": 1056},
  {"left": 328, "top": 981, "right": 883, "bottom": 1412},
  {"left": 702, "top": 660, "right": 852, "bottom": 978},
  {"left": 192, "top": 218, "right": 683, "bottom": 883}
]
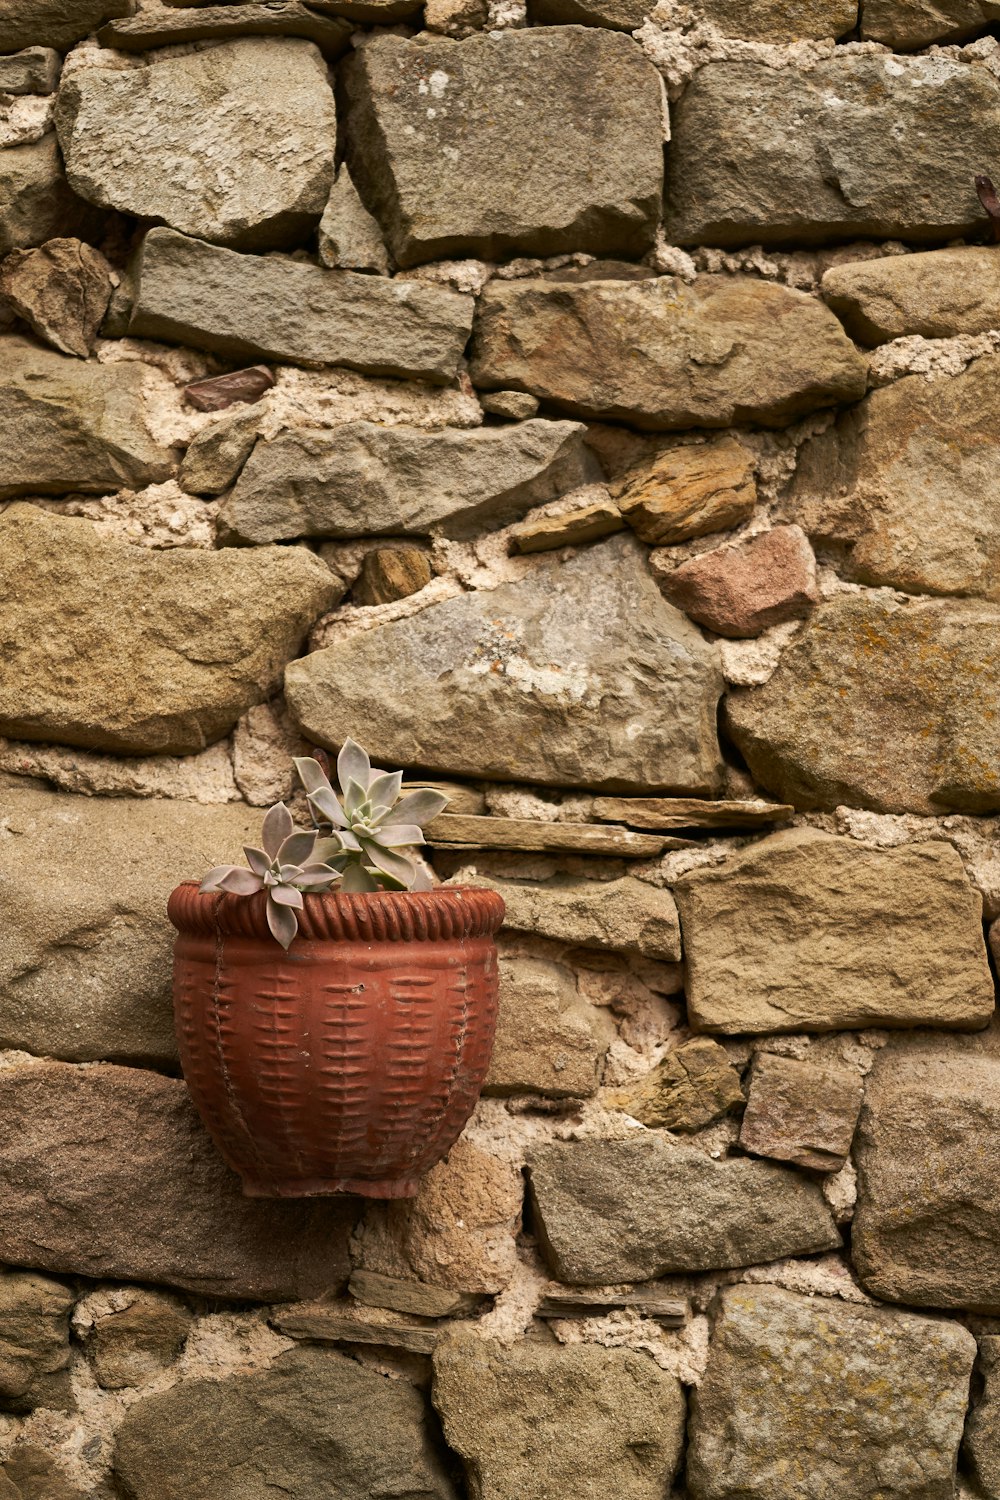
[{"left": 167, "top": 882, "right": 505, "bottom": 1200}]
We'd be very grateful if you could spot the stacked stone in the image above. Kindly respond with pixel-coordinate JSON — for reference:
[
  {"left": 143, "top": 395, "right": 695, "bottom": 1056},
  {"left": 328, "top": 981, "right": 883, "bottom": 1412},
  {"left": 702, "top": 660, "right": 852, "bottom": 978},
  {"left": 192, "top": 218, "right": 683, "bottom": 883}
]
[{"left": 4, "top": 0, "right": 1000, "bottom": 1496}]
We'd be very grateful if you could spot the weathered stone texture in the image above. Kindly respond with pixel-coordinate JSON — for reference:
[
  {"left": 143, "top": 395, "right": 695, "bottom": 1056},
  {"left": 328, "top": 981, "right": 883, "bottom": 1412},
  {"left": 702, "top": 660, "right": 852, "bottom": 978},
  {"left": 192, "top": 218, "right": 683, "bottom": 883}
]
[
  {"left": 86, "top": 1292, "right": 192, "bottom": 1391},
  {"left": 0, "top": 138, "right": 104, "bottom": 255},
  {"left": 0, "top": 0, "right": 129, "bottom": 52},
  {"left": 965, "top": 1336, "right": 1000, "bottom": 1499},
  {"left": 687, "top": 1285, "right": 976, "bottom": 1500},
  {"left": 114, "top": 1348, "right": 455, "bottom": 1500},
  {"left": 675, "top": 829, "right": 993, "bottom": 1034},
  {"left": 0, "top": 238, "right": 113, "bottom": 358},
  {"left": 98, "top": 2, "right": 353, "bottom": 56},
  {"left": 342, "top": 29, "right": 663, "bottom": 266},
  {"left": 55, "top": 39, "right": 336, "bottom": 251},
  {"left": 130, "top": 228, "right": 473, "bottom": 383},
  {"left": 485, "top": 956, "right": 607, "bottom": 1098},
  {"left": 285, "top": 534, "right": 725, "bottom": 794},
  {"left": 613, "top": 436, "right": 756, "bottom": 544},
  {"left": 433, "top": 1332, "right": 685, "bottom": 1500},
  {"left": 179, "top": 405, "right": 261, "bottom": 496},
  {"left": 822, "top": 247, "right": 1000, "bottom": 344},
  {"left": 0, "top": 505, "right": 337, "bottom": 755},
  {"left": 739, "top": 1051, "right": 862, "bottom": 1170},
  {"left": 0, "top": 1061, "right": 355, "bottom": 1300},
  {"left": 464, "top": 873, "right": 682, "bottom": 961},
  {"left": 861, "top": 0, "right": 1000, "bottom": 47},
  {"left": 526, "top": 0, "right": 651, "bottom": 28},
  {"left": 509, "top": 499, "right": 624, "bottom": 553},
  {"left": 318, "top": 165, "right": 389, "bottom": 273},
  {"left": 667, "top": 56, "right": 1000, "bottom": 246},
  {"left": 660, "top": 526, "right": 819, "bottom": 638},
  {"left": 0, "top": 49, "right": 60, "bottom": 96},
  {"left": 0, "top": 1273, "right": 73, "bottom": 1414},
  {"left": 609, "top": 1037, "right": 744, "bottom": 1131},
  {"left": 219, "top": 420, "right": 598, "bottom": 543},
  {"left": 694, "top": 0, "right": 857, "bottom": 36},
  {"left": 528, "top": 1136, "right": 840, "bottom": 1283},
  {"left": 471, "top": 276, "right": 867, "bottom": 430},
  {"left": 352, "top": 547, "right": 432, "bottom": 605},
  {"left": 724, "top": 593, "right": 1000, "bottom": 814}
]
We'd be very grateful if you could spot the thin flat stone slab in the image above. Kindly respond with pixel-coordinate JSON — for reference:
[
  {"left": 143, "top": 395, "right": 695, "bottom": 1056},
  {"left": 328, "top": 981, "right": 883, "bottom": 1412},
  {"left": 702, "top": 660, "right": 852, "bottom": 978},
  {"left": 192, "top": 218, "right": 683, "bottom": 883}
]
[
  {"left": 724, "top": 593, "right": 1000, "bottom": 814},
  {"left": 461, "top": 873, "right": 682, "bottom": 961},
  {"left": 130, "top": 228, "right": 473, "bottom": 383},
  {"left": 590, "top": 795, "right": 794, "bottom": 829},
  {"left": 527, "top": 1137, "right": 840, "bottom": 1283},
  {"left": 99, "top": 2, "right": 353, "bottom": 57},
  {"left": 470, "top": 276, "right": 867, "bottom": 430},
  {"left": 348, "top": 1269, "right": 480, "bottom": 1318},
  {"left": 0, "top": 1062, "right": 355, "bottom": 1301},
  {"left": 341, "top": 29, "right": 663, "bottom": 267},
  {"left": 426, "top": 814, "right": 681, "bottom": 857},
  {"left": 667, "top": 56, "right": 1000, "bottom": 246},
  {"left": 286, "top": 535, "right": 725, "bottom": 794},
  {"left": 0, "top": 0, "right": 129, "bottom": 52},
  {"left": 509, "top": 500, "right": 624, "bottom": 554},
  {"left": 219, "top": 420, "right": 598, "bottom": 544},
  {"left": 535, "top": 1288, "right": 687, "bottom": 1324},
  {"left": 822, "top": 247, "right": 1000, "bottom": 344},
  {"left": 674, "top": 829, "right": 994, "bottom": 1034},
  {"left": 687, "top": 1285, "right": 976, "bottom": 1500},
  {"left": 271, "top": 1306, "right": 439, "bottom": 1355},
  {"left": 861, "top": 0, "right": 1000, "bottom": 47},
  {"left": 184, "top": 365, "right": 274, "bottom": 411},
  {"left": 55, "top": 39, "right": 336, "bottom": 252}
]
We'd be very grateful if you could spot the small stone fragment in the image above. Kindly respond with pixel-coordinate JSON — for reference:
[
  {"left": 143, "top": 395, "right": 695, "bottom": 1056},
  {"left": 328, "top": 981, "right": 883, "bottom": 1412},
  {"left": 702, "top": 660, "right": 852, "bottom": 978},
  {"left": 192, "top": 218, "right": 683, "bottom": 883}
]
[
  {"left": 348, "top": 1269, "right": 479, "bottom": 1318},
  {"left": 424, "top": 0, "right": 489, "bottom": 33},
  {"left": 739, "top": 1052, "right": 862, "bottom": 1171},
  {"left": 486, "top": 955, "right": 607, "bottom": 1098},
  {"left": 183, "top": 365, "right": 274, "bottom": 412},
  {"left": 822, "top": 247, "right": 1000, "bottom": 344},
  {"left": 352, "top": 547, "right": 432, "bottom": 605},
  {"left": 0, "top": 136, "right": 105, "bottom": 255},
  {"left": 308, "top": 0, "right": 422, "bottom": 17},
  {"left": 0, "top": 48, "right": 60, "bottom": 95},
  {"left": 535, "top": 1287, "right": 687, "bottom": 1322},
  {"left": 179, "top": 407, "right": 261, "bottom": 496},
  {"left": 964, "top": 1335, "right": 1000, "bottom": 1498},
  {"left": 0, "top": 237, "right": 113, "bottom": 358},
  {"left": 527, "top": 0, "right": 650, "bottom": 26},
  {"left": 86, "top": 1292, "right": 192, "bottom": 1391},
  {"left": 589, "top": 795, "right": 793, "bottom": 829},
  {"left": 463, "top": 873, "right": 681, "bottom": 961},
  {"left": 658, "top": 525, "right": 819, "bottom": 638},
  {"left": 509, "top": 500, "right": 624, "bottom": 554},
  {"left": 428, "top": 814, "right": 680, "bottom": 856},
  {"left": 609, "top": 1037, "right": 744, "bottom": 1131},
  {"left": 481, "top": 390, "right": 540, "bottom": 420},
  {"left": 433, "top": 1332, "right": 686, "bottom": 1500},
  {"left": 0, "top": 0, "right": 130, "bottom": 52},
  {"left": 318, "top": 165, "right": 390, "bottom": 274},
  {"left": 271, "top": 1305, "right": 440, "bottom": 1355},
  {"left": 861, "top": 0, "right": 999, "bottom": 47},
  {"left": 98, "top": 2, "right": 353, "bottom": 58},
  {"left": 613, "top": 436, "right": 757, "bottom": 544},
  {"left": 0, "top": 1273, "right": 73, "bottom": 1414}
]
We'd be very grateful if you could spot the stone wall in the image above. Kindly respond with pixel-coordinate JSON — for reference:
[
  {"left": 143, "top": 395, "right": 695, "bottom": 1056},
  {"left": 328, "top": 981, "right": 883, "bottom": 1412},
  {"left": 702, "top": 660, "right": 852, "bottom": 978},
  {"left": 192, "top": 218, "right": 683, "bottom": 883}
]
[{"left": 2, "top": 0, "right": 1000, "bottom": 1496}]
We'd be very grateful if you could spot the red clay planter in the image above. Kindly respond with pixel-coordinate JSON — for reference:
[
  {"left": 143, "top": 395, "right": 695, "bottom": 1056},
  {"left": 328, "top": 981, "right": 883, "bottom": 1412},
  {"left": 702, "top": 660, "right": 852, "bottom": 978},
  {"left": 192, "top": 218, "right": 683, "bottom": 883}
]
[{"left": 168, "top": 882, "right": 505, "bottom": 1199}]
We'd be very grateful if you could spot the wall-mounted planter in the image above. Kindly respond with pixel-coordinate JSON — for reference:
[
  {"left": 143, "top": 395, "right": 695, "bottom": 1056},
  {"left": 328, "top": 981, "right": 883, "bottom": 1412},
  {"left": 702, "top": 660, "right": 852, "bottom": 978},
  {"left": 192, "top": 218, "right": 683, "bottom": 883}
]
[{"left": 167, "top": 882, "right": 505, "bottom": 1200}]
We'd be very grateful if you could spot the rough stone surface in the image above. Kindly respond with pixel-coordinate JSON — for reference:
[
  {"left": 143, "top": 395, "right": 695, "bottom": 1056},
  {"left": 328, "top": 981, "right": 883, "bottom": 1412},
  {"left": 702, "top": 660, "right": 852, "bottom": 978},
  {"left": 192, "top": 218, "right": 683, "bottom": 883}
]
[
  {"left": 0, "top": 1273, "right": 73, "bottom": 1414},
  {"left": 433, "top": 1332, "right": 686, "bottom": 1500},
  {"left": 694, "top": 0, "right": 858, "bottom": 37},
  {"left": 528, "top": 1136, "right": 840, "bottom": 1283},
  {"left": 464, "top": 873, "right": 681, "bottom": 961},
  {"left": 687, "top": 1285, "right": 976, "bottom": 1500},
  {"left": 861, "top": 0, "right": 1000, "bottom": 47},
  {"left": 471, "top": 276, "right": 868, "bottom": 430},
  {"left": 822, "top": 248, "right": 1000, "bottom": 345},
  {"left": 428, "top": 813, "right": 675, "bottom": 856},
  {"left": 0, "top": 48, "right": 60, "bottom": 95},
  {"left": 853, "top": 1045, "right": 1000, "bottom": 1312},
  {"left": 184, "top": 365, "right": 274, "bottom": 412},
  {"left": 613, "top": 436, "right": 756, "bottom": 545},
  {"left": 286, "top": 534, "right": 725, "bottom": 794},
  {"left": 348, "top": 1269, "right": 478, "bottom": 1318},
  {"left": 130, "top": 228, "right": 473, "bottom": 383},
  {"left": 739, "top": 1051, "right": 863, "bottom": 1171},
  {"left": 609, "top": 1037, "right": 744, "bottom": 1131},
  {"left": 675, "top": 828, "right": 993, "bottom": 1034},
  {"left": 0, "top": 778, "right": 259, "bottom": 1064},
  {"left": 590, "top": 795, "right": 793, "bottom": 829},
  {"left": 526, "top": 0, "right": 651, "bottom": 27},
  {"left": 0, "top": 0, "right": 129, "bottom": 52},
  {"left": 0, "top": 238, "right": 113, "bottom": 358},
  {"left": 509, "top": 499, "right": 623, "bottom": 554},
  {"left": 98, "top": 2, "right": 353, "bottom": 57},
  {"left": 55, "top": 40, "right": 337, "bottom": 252},
  {"left": 724, "top": 593, "right": 1000, "bottom": 814},
  {"left": 789, "top": 357, "right": 1000, "bottom": 600},
  {"left": 659, "top": 526, "right": 819, "bottom": 638},
  {"left": 485, "top": 955, "right": 607, "bottom": 1098},
  {"left": 342, "top": 30, "right": 663, "bottom": 267},
  {"left": 86, "top": 1293, "right": 192, "bottom": 1391},
  {"left": 480, "top": 390, "right": 539, "bottom": 421},
  {"left": 352, "top": 547, "right": 432, "bottom": 605},
  {"left": 0, "top": 505, "right": 337, "bottom": 754},
  {"left": 179, "top": 406, "right": 261, "bottom": 496},
  {"left": 964, "top": 1335, "right": 1000, "bottom": 1499},
  {"left": 667, "top": 56, "right": 1000, "bottom": 247},
  {"left": 318, "top": 166, "right": 389, "bottom": 274},
  {"left": 0, "top": 1061, "right": 356, "bottom": 1301},
  {"left": 220, "top": 419, "right": 598, "bottom": 543},
  {"left": 114, "top": 1347, "right": 455, "bottom": 1500},
  {"left": 0, "top": 137, "right": 103, "bottom": 255}
]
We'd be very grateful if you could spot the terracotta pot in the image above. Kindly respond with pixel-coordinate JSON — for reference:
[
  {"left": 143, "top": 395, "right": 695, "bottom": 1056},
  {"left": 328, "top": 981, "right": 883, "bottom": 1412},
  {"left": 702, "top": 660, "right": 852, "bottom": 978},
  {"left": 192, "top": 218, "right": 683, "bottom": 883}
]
[{"left": 167, "top": 882, "right": 505, "bottom": 1200}]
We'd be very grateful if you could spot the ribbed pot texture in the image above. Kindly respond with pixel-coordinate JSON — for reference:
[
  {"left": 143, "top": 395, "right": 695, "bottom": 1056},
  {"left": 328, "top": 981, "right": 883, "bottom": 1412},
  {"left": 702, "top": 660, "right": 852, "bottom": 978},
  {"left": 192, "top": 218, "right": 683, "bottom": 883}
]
[{"left": 168, "top": 882, "right": 505, "bottom": 1199}]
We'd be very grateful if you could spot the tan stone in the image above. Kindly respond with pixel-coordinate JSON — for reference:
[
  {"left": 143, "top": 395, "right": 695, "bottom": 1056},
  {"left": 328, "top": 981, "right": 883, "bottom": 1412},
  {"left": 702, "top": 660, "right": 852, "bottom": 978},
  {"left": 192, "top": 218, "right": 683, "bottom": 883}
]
[
  {"left": 822, "top": 247, "right": 1000, "bottom": 344},
  {"left": 964, "top": 1335, "right": 1000, "bottom": 1497},
  {"left": 352, "top": 547, "right": 432, "bottom": 605},
  {"left": 610, "top": 1037, "right": 744, "bottom": 1131},
  {"left": 861, "top": 0, "right": 1000, "bottom": 47},
  {"left": 0, "top": 137, "right": 105, "bottom": 255},
  {"left": 424, "top": 0, "right": 489, "bottom": 33},
  {"left": 0, "top": 1272, "right": 73, "bottom": 1414},
  {"left": 509, "top": 499, "right": 623, "bottom": 554},
  {"left": 694, "top": 0, "right": 857, "bottom": 37},
  {"left": 675, "top": 829, "right": 994, "bottom": 1034},
  {"left": 99, "top": 2, "right": 352, "bottom": 56},
  {"left": 739, "top": 1052, "right": 863, "bottom": 1170},
  {"left": 427, "top": 813, "right": 678, "bottom": 857},
  {"left": 179, "top": 406, "right": 261, "bottom": 496},
  {"left": 86, "top": 1292, "right": 192, "bottom": 1391},
  {"left": 612, "top": 436, "right": 756, "bottom": 545},
  {"left": 485, "top": 956, "right": 608, "bottom": 1099},
  {"left": 0, "top": 238, "right": 113, "bottom": 358},
  {"left": 590, "top": 795, "right": 793, "bottom": 829},
  {"left": 659, "top": 525, "right": 819, "bottom": 638},
  {"left": 462, "top": 873, "right": 681, "bottom": 962},
  {"left": 480, "top": 390, "right": 539, "bottom": 420},
  {"left": 318, "top": 165, "right": 389, "bottom": 274},
  {"left": 0, "top": 49, "right": 60, "bottom": 96}
]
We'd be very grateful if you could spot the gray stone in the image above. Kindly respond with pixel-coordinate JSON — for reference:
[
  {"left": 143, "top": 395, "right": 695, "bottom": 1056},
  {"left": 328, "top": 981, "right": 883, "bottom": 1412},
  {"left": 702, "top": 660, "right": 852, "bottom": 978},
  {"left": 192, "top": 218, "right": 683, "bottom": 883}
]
[
  {"left": 348, "top": 1268, "right": 479, "bottom": 1317},
  {"left": 687, "top": 1285, "right": 976, "bottom": 1500},
  {"left": 609, "top": 1037, "right": 744, "bottom": 1131},
  {"left": 0, "top": 335, "right": 172, "bottom": 498},
  {"left": 342, "top": 29, "right": 663, "bottom": 267},
  {"left": 0, "top": 137, "right": 105, "bottom": 255},
  {"left": 964, "top": 1336, "right": 1000, "bottom": 1499},
  {"left": 0, "top": 1060, "right": 356, "bottom": 1301},
  {"left": 485, "top": 956, "right": 608, "bottom": 1098},
  {"left": 528, "top": 1136, "right": 840, "bottom": 1283},
  {"left": 0, "top": 238, "right": 114, "bottom": 358},
  {"left": 471, "top": 276, "right": 868, "bottom": 430},
  {"left": 0, "top": 1273, "right": 73, "bottom": 1414},
  {"left": 0, "top": 48, "right": 59, "bottom": 94},
  {"left": 464, "top": 873, "right": 681, "bottom": 961},
  {"left": 86, "top": 1292, "right": 192, "bottom": 1391},
  {"left": 0, "top": 0, "right": 129, "bottom": 52},
  {"left": 352, "top": 547, "right": 431, "bottom": 605},
  {"left": 270, "top": 1304, "right": 440, "bottom": 1355},
  {"left": 0, "top": 777, "right": 261, "bottom": 1065},
  {"left": 55, "top": 39, "right": 336, "bottom": 252},
  {"left": 0, "top": 504, "right": 337, "bottom": 753},
  {"left": 739, "top": 1051, "right": 863, "bottom": 1170},
  {"left": 822, "top": 247, "right": 1000, "bottom": 344},
  {"left": 130, "top": 228, "right": 473, "bottom": 384},
  {"left": 115, "top": 1348, "right": 453, "bottom": 1499},
  {"left": 724, "top": 592, "right": 1000, "bottom": 814},
  {"left": 285, "top": 534, "right": 725, "bottom": 794},
  {"left": 861, "top": 0, "right": 1000, "bottom": 47},
  {"left": 179, "top": 406, "right": 261, "bottom": 496},
  {"left": 667, "top": 56, "right": 1000, "bottom": 246},
  {"left": 590, "top": 795, "right": 794, "bottom": 829},
  {"left": 693, "top": 0, "right": 857, "bottom": 36},
  {"left": 98, "top": 2, "right": 352, "bottom": 58},
  {"left": 433, "top": 1331, "right": 685, "bottom": 1500},
  {"left": 675, "top": 829, "right": 994, "bottom": 1034},
  {"left": 219, "top": 420, "right": 598, "bottom": 544},
  {"left": 303, "top": 0, "right": 422, "bottom": 17},
  {"left": 318, "top": 166, "right": 389, "bottom": 274},
  {"left": 659, "top": 525, "right": 819, "bottom": 639},
  {"left": 427, "top": 813, "right": 681, "bottom": 856}
]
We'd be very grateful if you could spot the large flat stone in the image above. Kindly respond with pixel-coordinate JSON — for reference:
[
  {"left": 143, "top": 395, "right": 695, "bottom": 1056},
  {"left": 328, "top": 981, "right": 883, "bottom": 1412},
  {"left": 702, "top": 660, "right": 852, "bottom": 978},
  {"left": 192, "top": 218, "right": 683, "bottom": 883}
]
[
  {"left": 667, "top": 56, "right": 1000, "bottom": 246},
  {"left": 433, "top": 1332, "right": 685, "bottom": 1500},
  {"left": 724, "top": 593, "right": 1000, "bottom": 814},
  {"left": 822, "top": 247, "right": 1000, "bottom": 344},
  {"left": 0, "top": 137, "right": 105, "bottom": 257},
  {"left": 129, "top": 228, "right": 473, "bottom": 383},
  {"left": 114, "top": 1347, "right": 454, "bottom": 1500},
  {"left": 462, "top": 873, "right": 681, "bottom": 961},
  {"left": 687, "top": 1285, "right": 976, "bottom": 1500},
  {"left": 0, "top": 778, "right": 260, "bottom": 1065},
  {"left": 219, "top": 420, "right": 598, "bottom": 544},
  {"left": 99, "top": 2, "right": 353, "bottom": 57},
  {"left": 675, "top": 829, "right": 993, "bottom": 1034},
  {"left": 285, "top": 534, "right": 725, "bottom": 794},
  {"left": 341, "top": 29, "right": 663, "bottom": 267},
  {"left": 55, "top": 39, "right": 336, "bottom": 252},
  {"left": 0, "top": 1061, "right": 355, "bottom": 1300},
  {"left": 470, "top": 276, "right": 867, "bottom": 430},
  {"left": 485, "top": 956, "right": 608, "bottom": 1099},
  {"left": 0, "top": 505, "right": 337, "bottom": 754},
  {"left": 861, "top": 0, "right": 1000, "bottom": 47},
  {"left": 527, "top": 1136, "right": 840, "bottom": 1283},
  {"left": 788, "top": 356, "right": 1000, "bottom": 600},
  {"left": 853, "top": 1045, "right": 1000, "bottom": 1312},
  {"left": 0, "top": 0, "right": 129, "bottom": 52},
  {"left": 0, "top": 335, "right": 172, "bottom": 498}
]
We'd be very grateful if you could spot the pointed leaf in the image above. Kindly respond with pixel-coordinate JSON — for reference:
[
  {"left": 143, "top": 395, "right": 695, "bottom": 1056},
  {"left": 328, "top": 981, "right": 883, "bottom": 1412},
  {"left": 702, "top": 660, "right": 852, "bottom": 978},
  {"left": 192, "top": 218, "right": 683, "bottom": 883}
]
[
  {"left": 308, "top": 785, "right": 348, "bottom": 829},
  {"left": 337, "top": 828, "right": 362, "bottom": 852},
  {"left": 371, "top": 823, "right": 425, "bottom": 849},
  {"left": 410, "top": 862, "right": 434, "bottom": 892},
  {"left": 243, "top": 846, "right": 272, "bottom": 878},
  {"left": 341, "top": 863, "right": 381, "bottom": 893},
  {"left": 343, "top": 778, "right": 368, "bottom": 819},
  {"left": 337, "top": 739, "right": 372, "bottom": 796},
  {"left": 277, "top": 830, "right": 317, "bottom": 868},
  {"left": 267, "top": 896, "right": 299, "bottom": 949},
  {"left": 293, "top": 756, "right": 333, "bottom": 797},
  {"left": 271, "top": 885, "right": 304, "bottom": 909},
  {"left": 295, "top": 864, "right": 341, "bottom": 889},
  {"left": 261, "top": 802, "right": 294, "bottom": 859},
  {"left": 367, "top": 770, "right": 403, "bottom": 811},
  {"left": 200, "top": 865, "right": 242, "bottom": 894},
  {"left": 388, "top": 789, "right": 449, "bottom": 827},
  {"left": 217, "top": 868, "right": 265, "bottom": 896},
  {"left": 360, "top": 839, "right": 417, "bottom": 888}
]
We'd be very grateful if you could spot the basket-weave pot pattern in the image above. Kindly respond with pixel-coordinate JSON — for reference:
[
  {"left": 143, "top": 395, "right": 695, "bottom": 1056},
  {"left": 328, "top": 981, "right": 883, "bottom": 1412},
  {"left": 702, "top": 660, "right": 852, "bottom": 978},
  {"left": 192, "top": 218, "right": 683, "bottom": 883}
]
[{"left": 168, "top": 882, "right": 505, "bottom": 1199}]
